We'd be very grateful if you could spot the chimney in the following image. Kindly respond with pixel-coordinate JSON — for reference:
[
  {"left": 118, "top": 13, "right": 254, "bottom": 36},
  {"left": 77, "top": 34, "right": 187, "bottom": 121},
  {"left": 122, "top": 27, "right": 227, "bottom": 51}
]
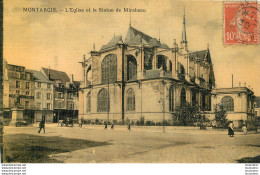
[{"left": 70, "top": 74, "right": 74, "bottom": 83}]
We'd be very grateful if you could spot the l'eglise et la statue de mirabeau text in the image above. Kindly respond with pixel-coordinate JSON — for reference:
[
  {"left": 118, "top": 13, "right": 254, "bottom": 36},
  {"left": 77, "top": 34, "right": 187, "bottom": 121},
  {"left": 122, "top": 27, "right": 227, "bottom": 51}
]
[{"left": 22, "top": 7, "right": 146, "bottom": 13}]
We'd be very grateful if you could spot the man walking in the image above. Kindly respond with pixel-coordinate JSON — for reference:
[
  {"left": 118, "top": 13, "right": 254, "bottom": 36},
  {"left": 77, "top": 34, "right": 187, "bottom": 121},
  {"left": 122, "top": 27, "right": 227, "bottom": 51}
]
[
  {"left": 38, "top": 118, "right": 45, "bottom": 134},
  {"left": 228, "top": 121, "right": 234, "bottom": 137},
  {"left": 110, "top": 123, "right": 114, "bottom": 130},
  {"left": 79, "top": 118, "right": 83, "bottom": 128},
  {"left": 127, "top": 123, "right": 131, "bottom": 131}
]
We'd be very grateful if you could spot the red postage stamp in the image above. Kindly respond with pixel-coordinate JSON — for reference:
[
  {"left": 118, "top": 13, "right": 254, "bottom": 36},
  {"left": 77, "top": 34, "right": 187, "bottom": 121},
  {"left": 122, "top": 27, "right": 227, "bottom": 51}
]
[{"left": 224, "top": 2, "right": 259, "bottom": 45}]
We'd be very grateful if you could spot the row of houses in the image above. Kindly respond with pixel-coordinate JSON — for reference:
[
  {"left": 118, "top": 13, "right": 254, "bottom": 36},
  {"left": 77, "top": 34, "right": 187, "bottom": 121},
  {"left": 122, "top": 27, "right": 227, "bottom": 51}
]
[{"left": 3, "top": 60, "right": 79, "bottom": 124}]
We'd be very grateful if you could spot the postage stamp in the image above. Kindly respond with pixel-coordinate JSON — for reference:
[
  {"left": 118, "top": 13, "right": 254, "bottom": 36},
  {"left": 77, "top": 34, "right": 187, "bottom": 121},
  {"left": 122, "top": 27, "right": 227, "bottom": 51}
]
[{"left": 224, "top": 2, "right": 259, "bottom": 45}]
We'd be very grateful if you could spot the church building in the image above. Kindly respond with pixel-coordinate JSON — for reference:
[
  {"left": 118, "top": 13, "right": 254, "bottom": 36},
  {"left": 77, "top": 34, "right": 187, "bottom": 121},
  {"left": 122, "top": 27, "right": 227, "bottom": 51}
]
[{"left": 79, "top": 14, "right": 215, "bottom": 124}]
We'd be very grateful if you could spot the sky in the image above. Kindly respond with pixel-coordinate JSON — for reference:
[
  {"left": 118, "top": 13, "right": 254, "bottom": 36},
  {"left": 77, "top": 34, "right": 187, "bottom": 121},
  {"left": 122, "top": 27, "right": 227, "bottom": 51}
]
[{"left": 4, "top": 0, "right": 260, "bottom": 95}]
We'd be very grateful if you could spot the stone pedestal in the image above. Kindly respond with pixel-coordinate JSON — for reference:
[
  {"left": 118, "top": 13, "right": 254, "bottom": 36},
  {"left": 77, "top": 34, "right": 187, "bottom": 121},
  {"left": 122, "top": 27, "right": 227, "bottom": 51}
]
[{"left": 9, "top": 108, "right": 24, "bottom": 126}]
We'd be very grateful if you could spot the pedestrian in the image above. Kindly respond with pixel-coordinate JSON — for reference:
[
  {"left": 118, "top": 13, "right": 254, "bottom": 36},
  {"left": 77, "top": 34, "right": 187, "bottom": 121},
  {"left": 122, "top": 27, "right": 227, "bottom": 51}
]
[
  {"left": 110, "top": 123, "right": 114, "bottom": 130},
  {"left": 38, "top": 119, "right": 45, "bottom": 134},
  {"left": 69, "top": 118, "right": 74, "bottom": 127},
  {"left": 65, "top": 118, "right": 68, "bottom": 127},
  {"left": 127, "top": 123, "right": 131, "bottom": 131},
  {"left": 104, "top": 122, "right": 108, "bottom": 130},
  {"left": 79, "top": 118, "right": 83, "bottom": 128},
  {"left": 242, "top": 125, "right": 247, "bottom": 135},
  {"left": 228, "top": 121, "right": 234, "bottom": 137}
]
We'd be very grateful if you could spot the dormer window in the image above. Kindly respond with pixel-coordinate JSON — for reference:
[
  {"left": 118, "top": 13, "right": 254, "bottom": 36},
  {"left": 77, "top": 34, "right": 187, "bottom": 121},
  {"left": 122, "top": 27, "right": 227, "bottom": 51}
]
[{"left": 37, "top": 82, "right": 41, "bottom": 88}]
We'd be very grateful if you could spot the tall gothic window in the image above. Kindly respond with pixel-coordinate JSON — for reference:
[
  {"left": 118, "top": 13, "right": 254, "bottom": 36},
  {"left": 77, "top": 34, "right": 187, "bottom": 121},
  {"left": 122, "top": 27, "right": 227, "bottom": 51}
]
[
  {"left": 86, "top": 66, "right": 91, "bottom": 86},
  {"left": 157, "top": 55, "right": 167, "bottom": 71},
  {"left": 169, "top": 86, "right": 174, "bottom": 111},
  {"left": 179, "top": 63, "right": 185, "bottom": 74},
  {"left": 126, "top": 88, "right": 135, "bottom": 111},
  {"left": 180, "top": 88, "right": 186, "bottom": 106},
  {"left": 87, "top": 92, "right": 91, "bottom": 113},
  {"left": 191, "top": 89, "right": 196, "bottom": 106},
  {"left": 202, "top": 93, "right": 206, "bottom": 111},
  {"left": 221, "top": 96, "right": 234, "bottom": 111},
  {"left": 207, "top": 95, "right": 212, "bottom": 111},
  {"left": 102, "top": 54, "right": 117, "bottom": 84},
  {"left": 178, "top": 63, "right": 185, "bottom": 80},
  {"left": 97, "top": 88, "right": 109, "bottom": 112},
  {"left": 169, "top": 60, "right": 172, "bottom": 72},
  {"left": 127, "top": 55, "right": 137, "bottom": 81}
]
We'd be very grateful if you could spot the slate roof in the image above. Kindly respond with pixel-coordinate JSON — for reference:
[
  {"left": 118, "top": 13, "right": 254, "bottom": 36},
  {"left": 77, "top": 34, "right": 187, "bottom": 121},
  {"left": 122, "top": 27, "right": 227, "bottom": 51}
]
[
  {"left": 100, "top": 26, "right": 169, "bottom": 51},
  {"left": 125, "top": 26, "right": 169, "bottom": 49},
  {"left": 42, "top": 67, "right": 70, "bottom": 86},
  {"left": 100, "top": 35, "right": 122, "bottom": 51},
  {"left": 27, "top": 70, "right": 52, "bottom": 83},
  {"left": 73, "top": 81, "right": 81, "bottom": 89}
]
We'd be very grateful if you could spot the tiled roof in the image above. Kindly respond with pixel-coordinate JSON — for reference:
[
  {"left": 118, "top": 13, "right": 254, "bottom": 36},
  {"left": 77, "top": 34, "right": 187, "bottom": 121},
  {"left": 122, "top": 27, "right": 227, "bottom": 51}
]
[{"left": 42, "top": 67, "right": 70, "bottom": 86}]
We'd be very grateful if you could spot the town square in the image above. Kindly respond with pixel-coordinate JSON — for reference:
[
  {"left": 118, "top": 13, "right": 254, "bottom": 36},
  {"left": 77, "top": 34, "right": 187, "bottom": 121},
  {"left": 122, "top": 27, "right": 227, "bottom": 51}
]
[
  {"left": 1, "top": 0, "right": 260, "bottom": 168},
  {"left": 3, "top": 124, "right": 260, "bottom": 163}
]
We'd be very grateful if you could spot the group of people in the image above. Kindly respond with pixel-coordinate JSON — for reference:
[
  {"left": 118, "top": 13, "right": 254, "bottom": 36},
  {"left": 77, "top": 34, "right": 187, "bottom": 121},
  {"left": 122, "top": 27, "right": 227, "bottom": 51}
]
[
  {"left": 38, "top": 116, "right": 249, "bottom": 136},
  {"left": 104, "top": 122, "right": 131, "bottom": 131},
  {"left": 228, "top": 121, "right": 248, "bottom": 137}
]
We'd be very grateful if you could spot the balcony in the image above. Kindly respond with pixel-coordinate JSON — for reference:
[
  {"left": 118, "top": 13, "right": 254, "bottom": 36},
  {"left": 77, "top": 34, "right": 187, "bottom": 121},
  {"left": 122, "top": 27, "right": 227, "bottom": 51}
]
[
  {"left": 9, "top": 94, "right": 34, "bottom": 99},
  {"left": 14, "top": 105, "right": 36, "bottom": 110}
]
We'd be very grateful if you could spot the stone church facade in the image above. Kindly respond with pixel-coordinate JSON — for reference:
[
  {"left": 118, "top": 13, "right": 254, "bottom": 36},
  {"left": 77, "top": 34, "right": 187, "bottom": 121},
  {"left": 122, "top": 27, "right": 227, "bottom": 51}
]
[{"left": 79, "top": 14, "right": 215, "bottom": 124}]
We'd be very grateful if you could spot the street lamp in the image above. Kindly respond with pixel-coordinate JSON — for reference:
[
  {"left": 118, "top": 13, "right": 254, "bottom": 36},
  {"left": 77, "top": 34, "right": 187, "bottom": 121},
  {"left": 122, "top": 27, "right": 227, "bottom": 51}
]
[{"left": 159, "top": 98, "right": 165, "bottom": 132}]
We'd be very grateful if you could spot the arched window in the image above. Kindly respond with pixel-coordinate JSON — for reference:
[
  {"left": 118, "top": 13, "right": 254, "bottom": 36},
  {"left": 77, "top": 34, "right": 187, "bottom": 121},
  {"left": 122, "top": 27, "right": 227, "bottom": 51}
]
[
  {"left": 169, "top": 60, "right": 172, "bottom": 72},
  {"left": 127, "top": 55, "right": 137, "bottom": 81},
  {"left": 102, "top": 54, "right": 117, "bottom": 84},
  {"left": 126, "top": 88, "right": 135, "bottom": 111},
  {"left": 86, "top": 92, "right": 91, "bottom": 113},
  {"left": 191, "top": 89, "right": 196, "bottom": 106},
  {"left": 179, "top": 63, "right": 185, "bottom": 75},
  {"left": 169, "top": 86, "right": 174, "bottom": 111},
  {"left": 207, "top": 95, "right": 211, "bottom": 111},
  {"left": 180, "top": 88, "right": 186, "bottom": 106},
  {"left": 178, "top": 63, "right": 185, "bottom": 80},
  {"left": 157, "top": 55, "right": 167, "bottom": 71},
  {"left": 221, "top": 96, "right": 234, "bottom": 111},
  {"left": 86, "top": 66, "right": 91, "bottom": 86},
  {"left": 97, "top": 88, "right": 109, "bottom": 112},
  {"left": 202, "top": 93, "right": 206, "bottom": 111}
]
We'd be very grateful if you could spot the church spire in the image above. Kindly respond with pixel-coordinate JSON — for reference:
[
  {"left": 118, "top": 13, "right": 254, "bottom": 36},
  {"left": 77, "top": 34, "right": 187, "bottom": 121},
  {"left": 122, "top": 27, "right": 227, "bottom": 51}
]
[
  {"left": 181, "top": 7, "right": 188, "bottom": 51},
  {"left": 129, "top": 12, "right": 132, "bottom": 27}
]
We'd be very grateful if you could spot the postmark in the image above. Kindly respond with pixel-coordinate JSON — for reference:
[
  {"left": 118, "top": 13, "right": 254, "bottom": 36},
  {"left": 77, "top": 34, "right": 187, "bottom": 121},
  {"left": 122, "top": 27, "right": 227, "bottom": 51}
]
[{"left": 224, "top": 2, "right": 259, "bottom": 45}]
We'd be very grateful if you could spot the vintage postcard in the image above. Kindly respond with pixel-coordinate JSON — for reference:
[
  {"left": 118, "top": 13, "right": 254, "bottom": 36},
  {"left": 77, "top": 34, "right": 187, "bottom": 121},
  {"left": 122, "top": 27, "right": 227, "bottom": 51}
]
[{"left": 1, "top": 0, "right": 260, "bottom": 173}]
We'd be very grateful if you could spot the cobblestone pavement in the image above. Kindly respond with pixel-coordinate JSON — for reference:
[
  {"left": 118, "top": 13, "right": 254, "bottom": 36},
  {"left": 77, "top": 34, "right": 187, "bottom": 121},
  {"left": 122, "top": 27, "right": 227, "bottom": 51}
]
[{"left": 3, "top": 125, "right": 260, "bottom": 163}]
